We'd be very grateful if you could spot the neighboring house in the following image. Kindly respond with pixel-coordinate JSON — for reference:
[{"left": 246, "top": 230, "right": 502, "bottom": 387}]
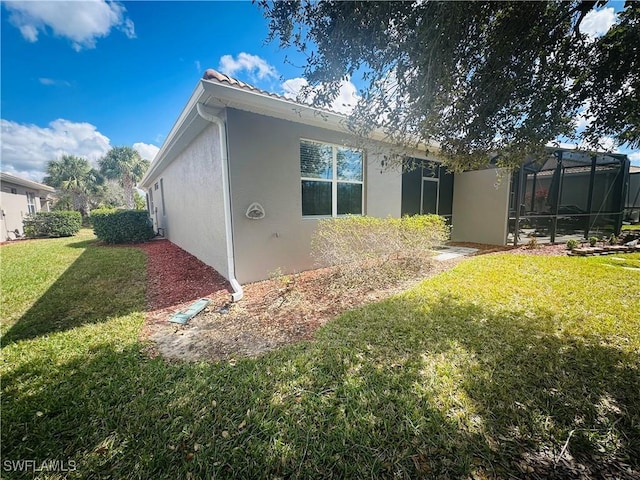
[
  {"left": 627, "top": 166, "right": 640, "bottom": 223},
  {"left": 139, "top": 69, "right": 628, "bottom": 296},
  {"left": 1, "top": 172, "right": 55, "bottom": 240}
]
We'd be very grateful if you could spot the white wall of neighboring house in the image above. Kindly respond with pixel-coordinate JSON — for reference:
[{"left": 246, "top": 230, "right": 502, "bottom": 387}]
[
  {"left": 225, "top": 108, "right": 402, "bottom": 283},
  {"left": 628, "top": 172, "right": 640, "bottom": 208},
  {"left": 628, "top": 171, "right": 640, "bottom": 223},
  {"left": 144, "top": 123, "right": 231, "bottom": 279},
  {"left": 1, "top": 178, "right": 51, "bottom": 240},
  {"left": 451, "top": 168, "right": 511, "bottom": 245}
]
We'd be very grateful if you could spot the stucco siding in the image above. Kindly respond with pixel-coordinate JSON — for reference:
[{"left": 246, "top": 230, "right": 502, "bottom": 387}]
[
  {"left": 451, "top": 168, "right": 510, "bottom": 245},
  {"left": 1, "top": 192, "right": 30, "bottom": 239},
  {"left": 628, "top": 172, "right": 640, "bottom": 209},
  {"left": 225, "top": 108, "right": 402, "bottom": 283},
  {"left": 147, "top": 124, "right": 230, "bottom": 278},
  {"left": 1, "top": 179, "right": 49, "bottom": 239},
  {"left": 366, "top": 152, "right": 403, "bottom": 218}
]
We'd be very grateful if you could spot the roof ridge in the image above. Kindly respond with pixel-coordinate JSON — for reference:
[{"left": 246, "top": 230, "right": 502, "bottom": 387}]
[
  {"left": 202, "top": 68, "right": 290, "bottom": 101},
  {"left": 201, "top": 68, "right": 345, "bottom": 116}
]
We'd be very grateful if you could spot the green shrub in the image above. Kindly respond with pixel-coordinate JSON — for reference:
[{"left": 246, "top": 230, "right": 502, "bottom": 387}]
[
  {"left": 91, "top": 208, "right": 154, "bottom": 244},
  {"left": 608, "top": 234, "right": 618, "bottom": 245},
  {"left": 589, "top": 236, "right": 599, "bottom": 247},
  {"left": 311, "top": 214, "right": 450, "bottom": 286},
  {"left": 566, "top": 239, "right": 579, "bottom": 251},
  {"left": 22, "top": 211, "right": 82, "bottom": 238}
]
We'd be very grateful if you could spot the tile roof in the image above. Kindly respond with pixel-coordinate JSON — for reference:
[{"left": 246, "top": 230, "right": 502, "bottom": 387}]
[
  {"left": 202, "top": 68, "right": 344, "bottom": 116},
  {"left": 202, "top": 69, "right": 286, "bottom": 100}
]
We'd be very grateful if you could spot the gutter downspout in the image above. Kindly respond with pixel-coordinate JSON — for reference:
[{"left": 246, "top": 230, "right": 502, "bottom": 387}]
[{"left": 196, "top": 103, "right": 243, "bottom": 302}]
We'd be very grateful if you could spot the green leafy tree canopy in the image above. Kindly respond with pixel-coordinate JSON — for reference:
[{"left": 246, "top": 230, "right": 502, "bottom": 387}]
[{"left": 260, "top": 0, "right": 639, "bottom": 170}]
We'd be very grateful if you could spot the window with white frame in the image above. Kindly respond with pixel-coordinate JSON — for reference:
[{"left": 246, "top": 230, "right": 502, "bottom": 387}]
[
  {"left": 26, "top": 192, "right": 36, "bottom": 214},
  {"left": 300, "top": 139, "right": 364, "bottom": 216}
]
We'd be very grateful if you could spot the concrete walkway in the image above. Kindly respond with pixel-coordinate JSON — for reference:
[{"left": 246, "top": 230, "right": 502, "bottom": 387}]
[{"left": 432, "top": 246, "right": 478, "bottom": 261}]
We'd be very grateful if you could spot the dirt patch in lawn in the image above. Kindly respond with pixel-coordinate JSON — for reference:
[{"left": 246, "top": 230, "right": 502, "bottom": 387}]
[{"left": 137, "top": 240, "right": 568, "bottom": 362}]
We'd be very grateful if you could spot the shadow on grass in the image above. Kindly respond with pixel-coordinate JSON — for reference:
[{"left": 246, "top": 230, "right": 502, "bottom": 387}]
[
  {"left": 327, "top": 293, "right": 640, "bottom": 477},
  {"left": 66, "top": 238, "right": 100, "bottom": 249},
  {"left": 1, "top": 243, "right": 145, "bottom": 346},
  {"left": 2, "top": 339, "right": 468, "bottom": 479},
  {"left": 2, "top": 290, "right": 638, "bottom": 478}
]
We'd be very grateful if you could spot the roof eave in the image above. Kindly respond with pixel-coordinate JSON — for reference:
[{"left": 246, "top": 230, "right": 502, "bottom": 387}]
[
  {"left": 0, "top": 172, "right": 56, "bottom": 193},
  {"left": 140, "top": 78, "right": 442, "bottom": 189},
  {"left": 201, "top": 79, "right": 439, "bottom": 153}
]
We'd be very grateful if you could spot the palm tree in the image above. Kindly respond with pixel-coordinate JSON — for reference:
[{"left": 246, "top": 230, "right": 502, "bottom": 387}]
[
  {"left": 99, "top": 147, "right": 150, "bottom": 209},
  {"left": 44, "top": 155, "right": 102, "bottom": 217}
]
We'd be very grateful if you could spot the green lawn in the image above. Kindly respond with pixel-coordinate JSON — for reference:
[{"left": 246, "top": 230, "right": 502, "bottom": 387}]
[{"left": 2, "top": 233, "right": 639, "bottom": 479}]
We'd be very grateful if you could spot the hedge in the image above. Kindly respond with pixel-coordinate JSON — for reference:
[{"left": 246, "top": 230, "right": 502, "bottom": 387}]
[
  {"left": 23, "top": 211, "right": 82, "bottom": 238},
  {"left": 310, "top": 214, "right": 450, "bottom": 286},
  {"left": 91, "top": 208, "right": 154, "bottom": 244},
  {"left": 311, "top": 214, "right": 450, "bottom": 266}
]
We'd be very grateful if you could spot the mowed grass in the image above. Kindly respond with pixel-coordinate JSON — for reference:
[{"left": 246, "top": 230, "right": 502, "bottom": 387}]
[
  {"left": 622, "top": 224, "right": 640, "bottom": 231},
  {"left": 1, "top": 233, "right": 639, "bottom": 479}
]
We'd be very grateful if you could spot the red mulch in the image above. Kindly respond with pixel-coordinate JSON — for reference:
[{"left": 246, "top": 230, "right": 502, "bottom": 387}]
[
  {"left": 134, "top": 239, "right": 231, "bottom": 311},
  {"left": 450, "top": 241, "right": 569, "bottom": 256},
  {"left": 131, "top": 240, "right": 231, "bottom": 349}
]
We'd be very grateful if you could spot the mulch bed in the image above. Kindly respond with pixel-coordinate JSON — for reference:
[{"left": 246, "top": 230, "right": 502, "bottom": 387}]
[
  {"left": 135, "top": 239, "right": 231, "bottom": 311},
  {"left": 450, "top": 241, "right": 569, "bottom": 256},
  {"left": 135, "top": 240, "right": 569, "bottom": 362},
  {"left": 133, "top": 239, "right": 231, "bottom": 353}
]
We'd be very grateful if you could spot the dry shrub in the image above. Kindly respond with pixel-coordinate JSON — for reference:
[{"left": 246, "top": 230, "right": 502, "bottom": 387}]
[{"left": 311, "top": 215, "right": 450, "bottom": 288}]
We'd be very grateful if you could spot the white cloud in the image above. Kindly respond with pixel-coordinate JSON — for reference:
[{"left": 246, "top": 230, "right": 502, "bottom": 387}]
[
  {"left": 580, "top": 7, "right": 616, "bottom": 38},
  {"left": 1, "top": 119, "right": 111, "bottom": 181},
  {"left": 598, "top": 136, "right": 617, "bottom": 152},
  {"left": 574, "top": 102, "right": 594, "bottom": 132},
  {"left": 628, "top": 151, "right": 640, "bottom": 167},
  {"left": 282, "top": 77, "right": 309, "bottom": 98},
  {"left": 218, "top": 53, "right": 277, "bottom": 82},
  {"left": 133, "top": 142, "right": 160, "bottom": 162},
  {"left": 195, "top": 60, "right": 202, "bottom": 73},
  {"left": 282, "top": 77, "right": 360, "bottom": 114},
  {"left": 4, "top": 0, "right": 135, "bottom": 51},
  {"left": 39, "top": 77, "right": 71, "bottom": 87}
]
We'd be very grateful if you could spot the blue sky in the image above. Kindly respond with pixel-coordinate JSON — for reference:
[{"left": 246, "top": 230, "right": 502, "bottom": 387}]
[{"left": 1, "top": 1, "right": 637, "bottom": 182}]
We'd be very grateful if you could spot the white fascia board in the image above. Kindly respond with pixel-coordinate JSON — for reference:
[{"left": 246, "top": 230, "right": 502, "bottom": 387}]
[
  {"left": 0, "top": 173, "right": 56, "bottom": 193},
  {"left": 201, "top": 79, "right": 349, "bottom": 132},
  {"left": 200, "top": 79, "right": 440, "bottom": 154}
]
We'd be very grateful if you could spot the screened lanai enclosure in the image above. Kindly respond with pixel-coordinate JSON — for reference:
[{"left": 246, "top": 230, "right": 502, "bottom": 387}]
[{"left": 508, "top": 149, "right": 630, "bottom": 245}]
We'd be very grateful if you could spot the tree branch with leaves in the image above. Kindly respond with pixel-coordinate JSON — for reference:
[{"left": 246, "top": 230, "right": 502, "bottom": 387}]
[{"left": 260, "top": 0, "right": 638, "bottom": 170}]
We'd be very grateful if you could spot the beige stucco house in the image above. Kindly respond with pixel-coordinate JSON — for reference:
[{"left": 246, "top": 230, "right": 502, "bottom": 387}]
[
  {"left": 628, "top": 166, "right": 640, "bottom": 223},
  {"left": 1, "top": 172, "right": 55, "bottom": 241},
  {"left": 139, "top": 69, "right": 508, "bottom": 300}
]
